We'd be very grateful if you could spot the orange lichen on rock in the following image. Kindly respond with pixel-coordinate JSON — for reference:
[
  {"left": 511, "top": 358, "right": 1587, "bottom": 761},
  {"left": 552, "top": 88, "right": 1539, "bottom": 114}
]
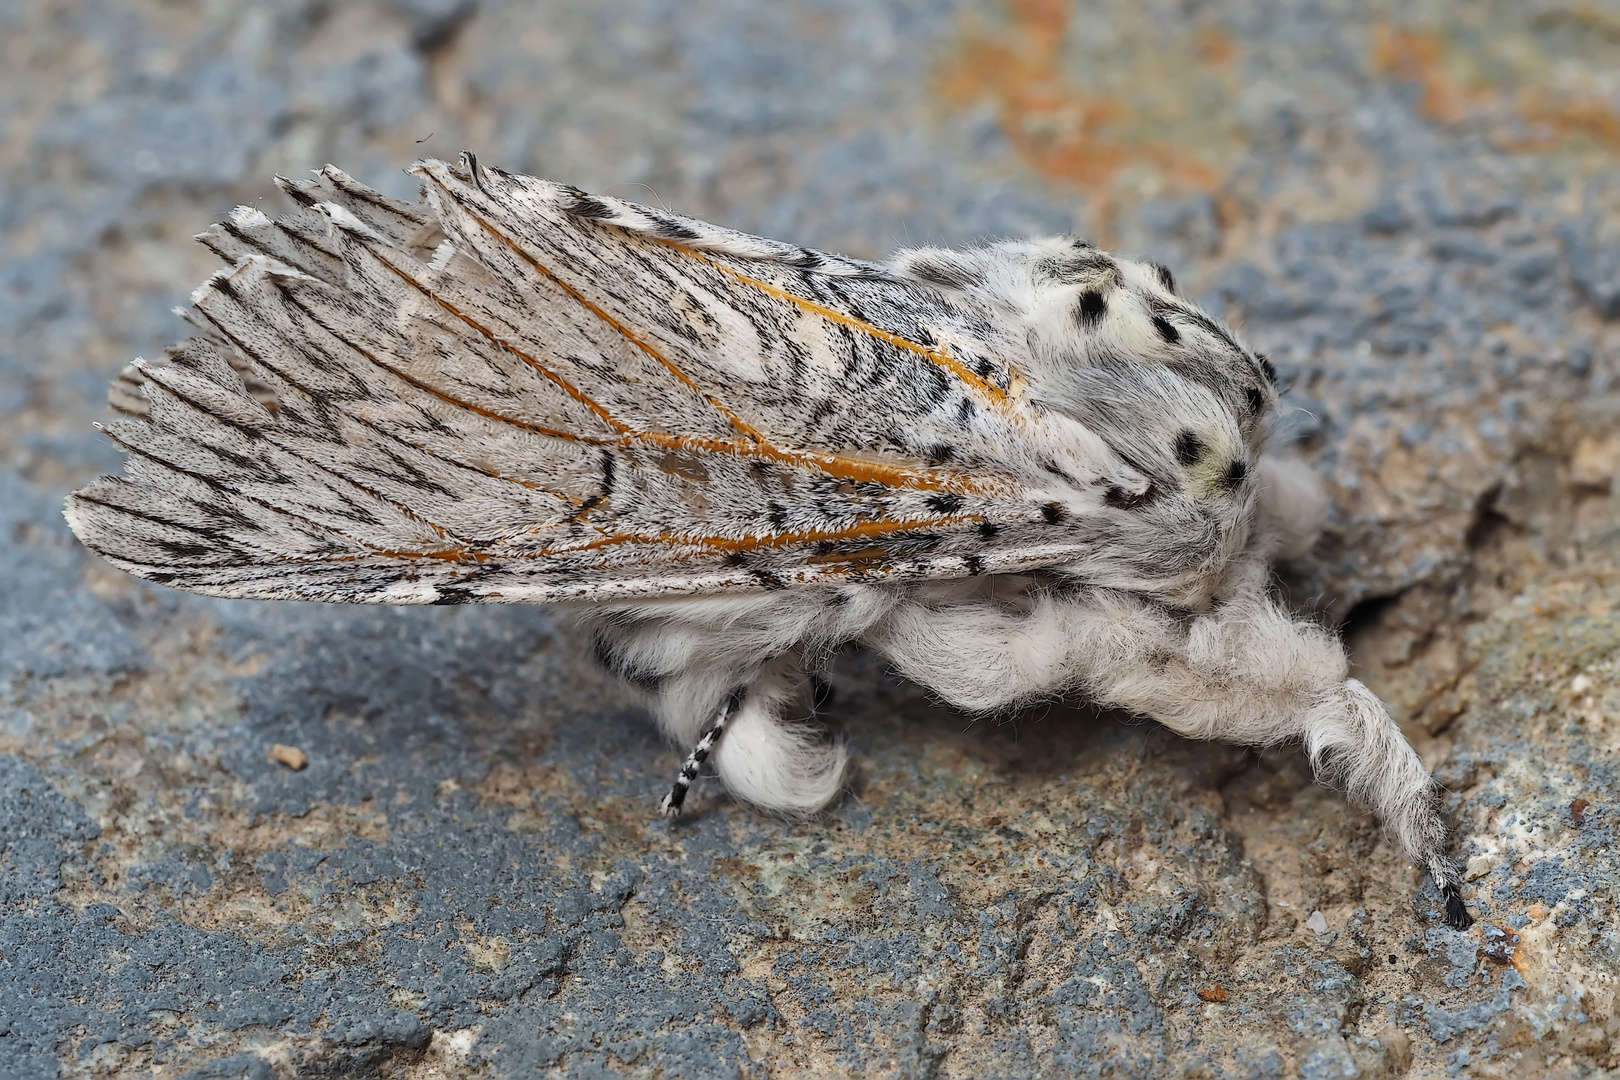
[
  {"left": 1196, "top": 27, "right": 1237, "bottom": 67},
  {"left": 1370, "top": 19, "right": 1620, "bottom": 156},
  {"left": 935, "top": 0, "right": 1226, "bottom": 230},
  {"left": 1370, "top": 25, "right": 1470, "bottom": 124},
  {"left": 1514, "top": 93, "right": 1620, "bottom": 153}
]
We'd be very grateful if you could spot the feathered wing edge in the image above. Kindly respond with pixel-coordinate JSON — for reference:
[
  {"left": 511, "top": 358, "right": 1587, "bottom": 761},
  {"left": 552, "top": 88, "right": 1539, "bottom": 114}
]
[{"left": 65, "top": 157, "right": 1108, "bottom": 604}]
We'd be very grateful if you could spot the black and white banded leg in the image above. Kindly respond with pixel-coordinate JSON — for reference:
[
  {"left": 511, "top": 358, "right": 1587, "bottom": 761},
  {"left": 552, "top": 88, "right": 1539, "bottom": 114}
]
[{"left": 660, "top": 690, "right": 744, "bottom": 817}]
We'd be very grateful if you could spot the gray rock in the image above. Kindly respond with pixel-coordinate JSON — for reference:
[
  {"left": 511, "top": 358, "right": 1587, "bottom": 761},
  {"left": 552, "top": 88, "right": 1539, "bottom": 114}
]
[{"left": 1562, "top": 219, "right": 1620, "bottom": 318}]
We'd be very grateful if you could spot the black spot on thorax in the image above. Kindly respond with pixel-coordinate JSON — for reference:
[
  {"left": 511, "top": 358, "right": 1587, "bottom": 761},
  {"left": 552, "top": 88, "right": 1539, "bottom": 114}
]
[
  {"left": 1221, "top": 459, "right": 1248, "bottom": 491},
  {"left": 1174, "top": 430, "right": 1204, "bottom": 465},
  {"left": 1075, "top": 290, "right": 1107, "bottom": 328},
  {"left": 1151, "top": 315, "right": 1181, "bottom": 344}
]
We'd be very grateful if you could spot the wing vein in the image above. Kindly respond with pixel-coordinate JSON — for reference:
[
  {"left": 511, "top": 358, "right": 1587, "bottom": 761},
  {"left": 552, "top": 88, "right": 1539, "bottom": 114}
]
[
  {"left": 190, "top": 313, "right": 475, "bottom": 549},
  {"left": 414, "top": 174, "right": 1008, "bottom": 494},
  {"left": 239, "top": 279, "right": 990, "bottom": 497},
  {"left": 557, "top": 513, "right": 981, "bottom": 557},
  {"left": 365, "top": 248, "right": 630, "bottom": 435},
  {"left": 273, "top": 287, "right": 597, "bottom": 504},
  {"left": 662, "top": 243, "right": 1020, "bottom": 411},
  {"left": 420, "top": 172, "right": 765, "bottom": 441}
]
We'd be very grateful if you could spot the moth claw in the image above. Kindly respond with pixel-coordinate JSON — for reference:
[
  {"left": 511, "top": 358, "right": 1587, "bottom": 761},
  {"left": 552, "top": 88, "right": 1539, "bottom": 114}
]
[{"left": 1442, "top": 883, "right": 1474, "bottom": 931}]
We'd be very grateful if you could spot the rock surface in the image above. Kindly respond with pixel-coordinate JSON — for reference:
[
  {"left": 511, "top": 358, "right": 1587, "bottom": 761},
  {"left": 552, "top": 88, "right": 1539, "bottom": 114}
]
[{"left": 3, "top": 1, "right": 1620, "bottom": 1076}]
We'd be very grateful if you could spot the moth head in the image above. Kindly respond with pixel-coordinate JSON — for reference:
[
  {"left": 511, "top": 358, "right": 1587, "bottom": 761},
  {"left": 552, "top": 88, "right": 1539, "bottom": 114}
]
[{"left": 1054, "top": 361, "right": 1261, "bottom": 597}]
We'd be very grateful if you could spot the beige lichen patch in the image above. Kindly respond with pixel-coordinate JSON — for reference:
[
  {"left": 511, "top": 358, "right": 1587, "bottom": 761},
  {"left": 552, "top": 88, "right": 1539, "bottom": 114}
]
[
  {"left": 9, "top": 604, "right": 414, "bottom": 944},
  {"left": 462, "top": 933, "right": 511, "bottom": 973},
  {"left": 52, "top": 770, "right": 401, "bottom": 933},
  {"left": 393, "top": 1027, "right": 488, "bottom": 1080},
  {"left": 477, "top": 759, "right": 573, "bottom": 807},
  {"left": 1571, "top": 435, "right": 1620, "bottom": 491}
]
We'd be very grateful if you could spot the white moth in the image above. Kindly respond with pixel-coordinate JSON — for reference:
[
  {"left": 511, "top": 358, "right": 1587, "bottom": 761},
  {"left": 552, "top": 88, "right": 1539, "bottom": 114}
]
[{"left": 64, "top": 154, "right": 1472, "bottom": 929}]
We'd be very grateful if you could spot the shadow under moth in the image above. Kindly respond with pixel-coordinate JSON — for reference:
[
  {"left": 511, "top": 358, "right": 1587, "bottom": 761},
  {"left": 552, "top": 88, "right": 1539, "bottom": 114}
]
[{"left": 64, "top": 154, "right": 1473, "bottom": 930}]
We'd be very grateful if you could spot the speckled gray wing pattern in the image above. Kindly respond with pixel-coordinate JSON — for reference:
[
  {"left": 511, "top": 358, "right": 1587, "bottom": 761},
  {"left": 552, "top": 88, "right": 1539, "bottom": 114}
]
[{"left": 65, "top": 156, "right": 1104, "bottom": 604}]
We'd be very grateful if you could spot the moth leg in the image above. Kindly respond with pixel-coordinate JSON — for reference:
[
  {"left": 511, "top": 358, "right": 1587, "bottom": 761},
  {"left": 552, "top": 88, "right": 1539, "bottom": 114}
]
[
  {"left": 860, "top": 590, "right": 1075, "bottom": 713},
  {"left": 661, "top": 690, "right": 743, "bottom": 817},
  {"left": 1118, "top": 595, "right": 1469, "bottom": 929},
  {"left": 590, "top": 618, "right": 848, "bottom": 816},
  {"left": 867, "top": 588, "right": 1472, "bottom": 929},
  {"left": 705, "top": 654, "right": 849, "bottom": 816},
  {"left": 649, "top": 656, "right": 848, "bottom": 817}
]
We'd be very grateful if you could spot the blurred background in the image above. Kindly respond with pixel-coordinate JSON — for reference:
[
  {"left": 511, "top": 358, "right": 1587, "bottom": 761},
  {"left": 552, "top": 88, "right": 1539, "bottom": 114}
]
[{"left": 3, "top": 2, "right": 1620, "bottom": 1078}]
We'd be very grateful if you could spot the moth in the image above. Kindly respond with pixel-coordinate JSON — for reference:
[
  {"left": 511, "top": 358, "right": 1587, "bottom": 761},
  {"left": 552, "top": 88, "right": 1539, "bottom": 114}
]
[{"left": 64, "top": 154, "right": 1472, "bottom": 929}]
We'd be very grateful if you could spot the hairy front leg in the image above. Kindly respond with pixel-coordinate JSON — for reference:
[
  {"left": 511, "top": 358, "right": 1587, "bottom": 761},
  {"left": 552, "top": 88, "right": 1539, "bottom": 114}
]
[{"left": 863, "top": 583, "right": 1472, "bottom": 929}]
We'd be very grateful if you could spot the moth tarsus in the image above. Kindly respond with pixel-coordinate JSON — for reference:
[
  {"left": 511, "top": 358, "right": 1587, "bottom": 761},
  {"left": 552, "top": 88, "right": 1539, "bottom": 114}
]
[
  {"left": 64, "top": 152, "right": 1471, "bottom": 926},
  {"left": 660, "top": 690, "right": 745, "bottom": 818}
]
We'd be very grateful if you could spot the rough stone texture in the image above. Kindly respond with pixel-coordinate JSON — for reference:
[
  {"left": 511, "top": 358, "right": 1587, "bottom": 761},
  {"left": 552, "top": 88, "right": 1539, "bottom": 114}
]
[{"left": 3, "top": 1, "right": 1620, "bottom": 1076}]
